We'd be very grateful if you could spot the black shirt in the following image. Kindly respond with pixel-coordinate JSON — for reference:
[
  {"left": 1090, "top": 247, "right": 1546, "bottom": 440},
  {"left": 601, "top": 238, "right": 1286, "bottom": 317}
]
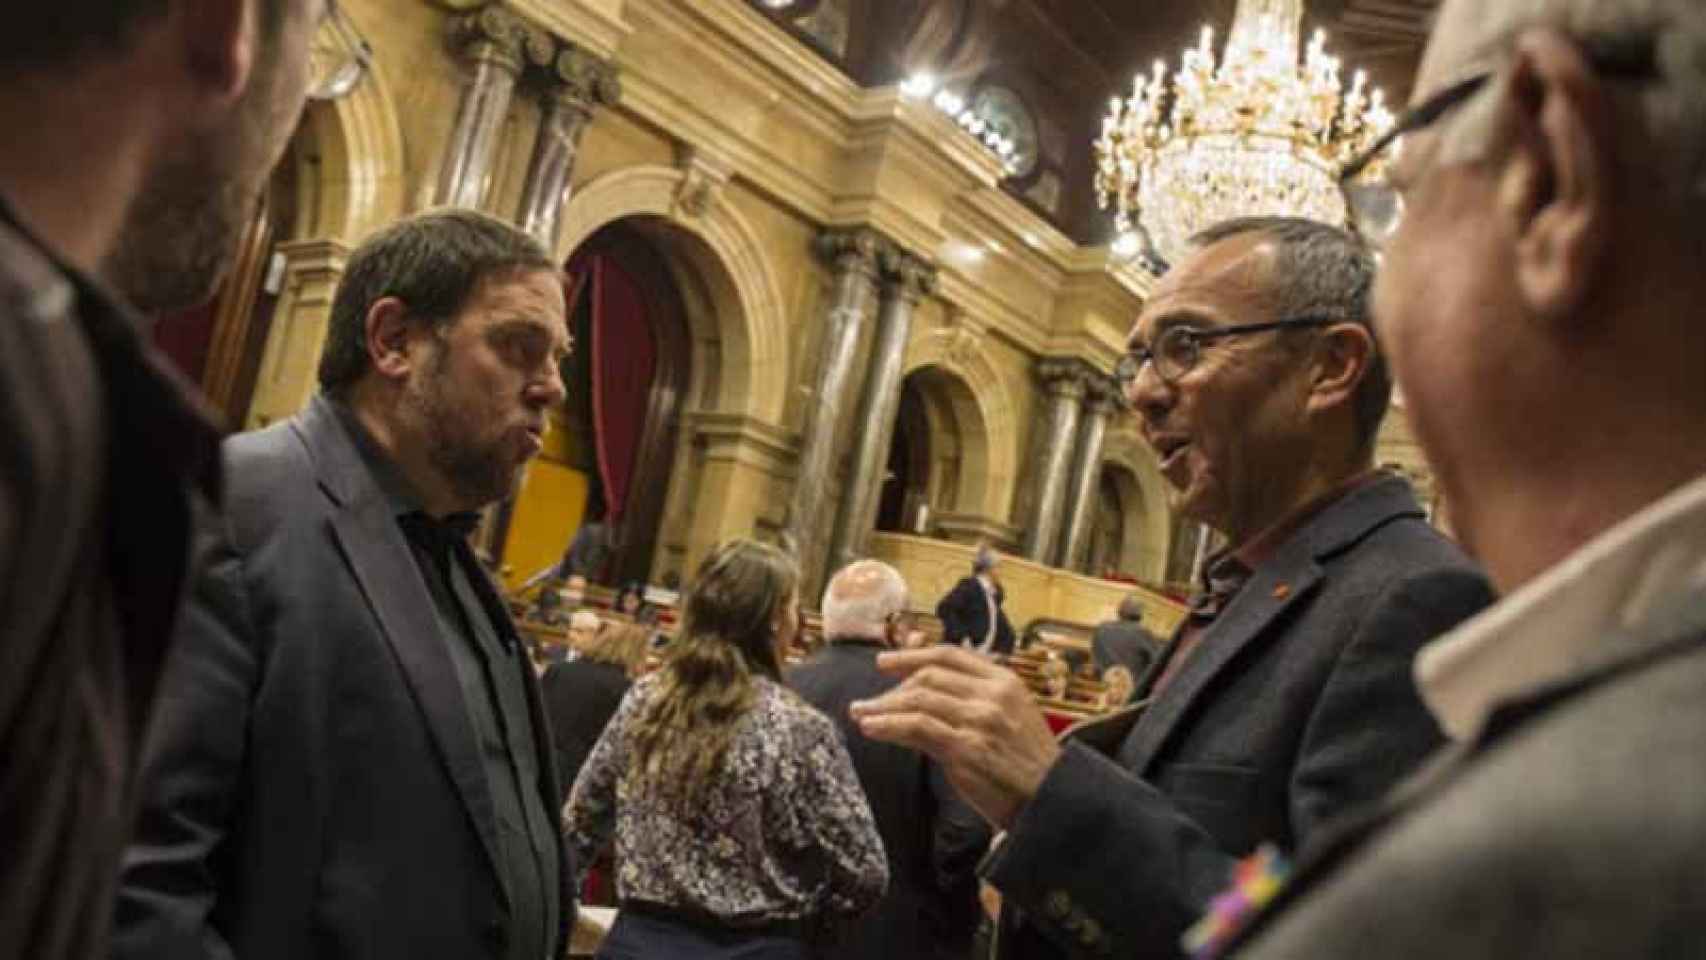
[{"left": 336, "top": 403, "right": 560, "bottom": 960}]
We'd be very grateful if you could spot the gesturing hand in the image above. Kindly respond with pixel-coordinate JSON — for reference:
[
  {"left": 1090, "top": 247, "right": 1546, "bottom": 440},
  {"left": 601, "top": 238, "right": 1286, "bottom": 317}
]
[{"left": 851, "top": 645, "right": 1060, "bottom": 830}]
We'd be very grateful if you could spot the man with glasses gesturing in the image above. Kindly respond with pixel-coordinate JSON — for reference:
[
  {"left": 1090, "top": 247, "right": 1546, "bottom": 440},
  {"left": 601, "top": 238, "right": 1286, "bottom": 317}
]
[{"left": 852, "top": 216, "right": 1493, "bottom": 960}]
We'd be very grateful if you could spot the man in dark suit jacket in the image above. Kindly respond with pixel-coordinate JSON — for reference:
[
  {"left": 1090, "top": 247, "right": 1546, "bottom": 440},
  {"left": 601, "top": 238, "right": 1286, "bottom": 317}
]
[
  {"left": 114, "top": 210, "right": 576, "bottom": 960},
  {"left": 853, "top": 218, "right": 1493, "bottom": 959},
  {"left": 0, "top": 7, "right": 315, "bottom": 960},
  {"left": 792, "top": 560, "right": 990, "bottom": 960},
  {"left": 1206, "top": 6, "right": 1706, "bottom": 957},
  {"left": 540, "top": 611, "right": 631, "bottom": 803},
  {"left": 1089, "top": 593, "right": 1162, "bottom": 678},
  {"left": 936, "top": 545, "right": 1017, "bottom": 655}
]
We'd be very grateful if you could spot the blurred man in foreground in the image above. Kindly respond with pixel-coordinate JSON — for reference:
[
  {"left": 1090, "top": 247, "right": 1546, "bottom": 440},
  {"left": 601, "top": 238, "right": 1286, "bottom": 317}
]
[
  {"left": 1223, "top": 2, "right": 1706, "bottom": 956},
  {"left": 0, "top": 1, "right": 318, "bottom": 956}
]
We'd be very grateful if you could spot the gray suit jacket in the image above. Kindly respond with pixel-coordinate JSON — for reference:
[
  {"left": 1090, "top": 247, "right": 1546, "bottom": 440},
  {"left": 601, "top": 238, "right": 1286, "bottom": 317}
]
[
  {"left": 1090, "top": 620, "right": 1161, "bottom": 678},
  {"left": 983, "top": 475, "right": 1493, "bottom": 960},
  {"left": 1229, "top": 587, "right": 1706, "bottom": 960},
  {"left": 113, "top": 395, "right": 571, "bottom": 960}
]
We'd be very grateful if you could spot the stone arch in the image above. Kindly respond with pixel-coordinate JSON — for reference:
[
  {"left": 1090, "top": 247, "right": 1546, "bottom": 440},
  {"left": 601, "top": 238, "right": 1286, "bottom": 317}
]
[
  {"left": 1101, "top": 427, "right": 1172, "bottom": 583},
  {"left": 902, "top": 331, "right": 1018, "bottom": 522},
  {"left": 285, "top": 71, "right": 408, "bottom": 241},
  {"left": 556, "top": 165, "right": 788, "bottom": 425}
]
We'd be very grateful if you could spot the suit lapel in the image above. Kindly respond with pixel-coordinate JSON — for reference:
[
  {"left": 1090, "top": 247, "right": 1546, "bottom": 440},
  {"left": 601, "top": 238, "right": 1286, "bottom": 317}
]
[
  {"left": 1123, "top": 476, "right": 1424, "bottom": 777},
  {"left": 301, "top": 398, "right": 509, "bottom": 897},
  {"left": 1220, "top": 588, "right": 1706, "bottom": 957},
  {"left": 1122, "top": 555, "right": 1324, "bottom": 777}
]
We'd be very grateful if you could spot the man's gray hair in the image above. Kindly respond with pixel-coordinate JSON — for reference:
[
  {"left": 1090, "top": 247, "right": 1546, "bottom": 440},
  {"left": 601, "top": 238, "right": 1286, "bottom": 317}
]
[
  {"left": 1430, "top": 0, "right": 1706, "bottom": 217},
  {"left": 1189, "top": 217, "right": 1388, "bottom": 456},
  {"left": 1117, "top": 593, "right": 1146, "bottom": 623},
  {"left": 821, "top": 560, "right": 909, "bottom": 641}
]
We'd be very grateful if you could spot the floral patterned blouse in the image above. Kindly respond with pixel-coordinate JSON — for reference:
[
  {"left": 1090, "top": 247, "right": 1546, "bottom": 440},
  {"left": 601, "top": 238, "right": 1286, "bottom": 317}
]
[{"left": 565, "top": 674, "right": 888, "bottom": 925}]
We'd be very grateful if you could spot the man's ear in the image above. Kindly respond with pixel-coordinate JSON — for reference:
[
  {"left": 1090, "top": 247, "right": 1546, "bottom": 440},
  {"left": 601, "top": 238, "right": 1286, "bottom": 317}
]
[
  {"left": 1305, "top": 322, "right": 1375, "bottom": 417},
  {"left": 364, "top": 297, "right": 417, "bottom": 382},
  {"left": 1495, "top": 28, "right": 1615, "bottom": 325},
  {"left": 173, "top": 0, "right": 257, "bottom": 106}
]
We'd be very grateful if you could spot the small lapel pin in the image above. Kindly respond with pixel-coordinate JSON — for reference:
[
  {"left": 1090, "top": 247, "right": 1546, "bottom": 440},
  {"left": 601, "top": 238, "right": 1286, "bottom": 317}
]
[{"left": 1271, "top": 583, "right": 1291, "bottom": 600}]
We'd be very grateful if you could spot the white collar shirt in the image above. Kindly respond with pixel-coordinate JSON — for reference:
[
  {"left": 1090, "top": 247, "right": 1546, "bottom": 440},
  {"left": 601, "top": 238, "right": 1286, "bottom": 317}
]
[{"left": 1419, "top": 474, "right": 1706, "bottom": 741}]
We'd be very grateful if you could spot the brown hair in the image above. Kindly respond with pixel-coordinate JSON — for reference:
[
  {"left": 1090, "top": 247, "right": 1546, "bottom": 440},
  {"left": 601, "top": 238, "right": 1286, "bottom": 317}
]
[
  {"left": 625, "top": 539, "right": 798, "bottom": 803},
  {"left": 581, "top": 621, "right": 650, "bottom": 674},
  {"left": 318, "top": 208, "right": 555, "bottom": 393}
]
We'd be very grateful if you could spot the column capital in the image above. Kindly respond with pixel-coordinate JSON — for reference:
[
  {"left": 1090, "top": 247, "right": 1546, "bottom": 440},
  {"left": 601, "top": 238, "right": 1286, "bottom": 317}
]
[
  {"left": 541, "top": 42, "right": 621, "bottom": 110},
  {"left": 878, "top": 248, "right": 939, "bottom": 304},
  {"left": 446, "top": 5, "right": 527, "bottom": 72},
  {"left": 1086, "top": 373, "right": 1129, "bottom": 415},
  {"left": 1036, "top": 357, "right": 1095, "bottom": 400},
  {"left": 815, "top": 228, "right": 884, "bottom": 280}
]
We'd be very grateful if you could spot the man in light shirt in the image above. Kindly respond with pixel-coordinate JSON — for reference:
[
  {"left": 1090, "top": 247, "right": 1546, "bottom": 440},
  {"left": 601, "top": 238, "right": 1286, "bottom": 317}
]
[{"left": 1215, "top": 1, "right": 1706, "bottom": 956}]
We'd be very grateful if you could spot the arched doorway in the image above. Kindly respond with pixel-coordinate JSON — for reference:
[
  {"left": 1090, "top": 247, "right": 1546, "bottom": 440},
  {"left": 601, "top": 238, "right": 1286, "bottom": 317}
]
[
  {"left": 871, "top": 365, "right": 991, "bottom": 540},
  {"left": 1083, "top": 463, "right": 1151, "bottom": 579},
  {"left": 500, "top": 221, "right": 690, "bottom": 587},
  {"left": 876, "top": 377, "right": 932, "bottom": 534}
]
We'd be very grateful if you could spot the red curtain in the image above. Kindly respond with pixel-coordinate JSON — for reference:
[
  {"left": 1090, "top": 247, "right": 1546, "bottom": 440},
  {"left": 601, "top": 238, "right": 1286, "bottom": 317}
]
[
  {"left": 152, "top": 298, "right": 219, "bottom": 383},
  {"left": 576, "top": 254, "right": 657, "bottom": 524}
]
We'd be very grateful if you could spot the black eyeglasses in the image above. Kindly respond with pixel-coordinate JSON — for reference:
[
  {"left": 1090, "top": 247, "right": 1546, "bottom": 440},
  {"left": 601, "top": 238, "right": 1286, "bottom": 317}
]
[
  {"left": 309, "top": 0, "right": 374, "bottom": 101},
  {"left": 1116, "top": 315, "right": 1338, "bottom": 388},
  {"left": 1339, "top": 33, "right": 1658, "bottom": 248}
]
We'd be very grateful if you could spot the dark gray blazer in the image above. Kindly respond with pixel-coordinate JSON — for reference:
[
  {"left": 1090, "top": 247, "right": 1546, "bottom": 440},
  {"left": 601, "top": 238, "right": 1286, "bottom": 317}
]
[
  {"left": 1229, "top": 587, "right": 1706, "bottom": 960},
  {"left": 937, "top": 575, "right": 1016, "bottom": 655},
  {"left": 982, "top": 475, "right": 1493, "bottom": 960},
  {"left": 789, "top": 640, "right": 990, "bottom": 960},
  {"left": 1090, "top": 619, "right": 1162, "bottom": 677},
  {"left": 112, "top": 395, "right": 571, "bottom": 960}
]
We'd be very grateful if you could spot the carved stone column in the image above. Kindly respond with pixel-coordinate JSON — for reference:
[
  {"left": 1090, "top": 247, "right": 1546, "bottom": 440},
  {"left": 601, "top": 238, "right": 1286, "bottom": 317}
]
[
  {"left": 1058, "top": 376, "right": 1126, "bottom": 571},
  {"left": 435, "top": 6, "right": 529, "bottom": 209},
  {"left": 515, "top": 43, "right": 619, "bottom": 247},
  {"left": 827, "top": 248, "right": 938, "bottom": 575},
  {"left": 1022, "top": 358, "right": 1091, "bottom": 564},
  {"left": 785, "top": 229, "right": 883, "bottom": 593}
]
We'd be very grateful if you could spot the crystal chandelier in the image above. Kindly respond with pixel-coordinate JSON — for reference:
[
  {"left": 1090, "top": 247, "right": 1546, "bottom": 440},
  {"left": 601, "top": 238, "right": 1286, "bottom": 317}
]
[{"left": 1093, "top": 0, "right": 1395, "bottom": 267}]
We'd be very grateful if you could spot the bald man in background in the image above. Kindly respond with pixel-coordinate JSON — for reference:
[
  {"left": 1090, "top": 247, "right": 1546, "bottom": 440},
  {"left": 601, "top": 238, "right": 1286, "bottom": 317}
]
[{"left": 791, "top": 561, "right": 989, "bottom": 960}]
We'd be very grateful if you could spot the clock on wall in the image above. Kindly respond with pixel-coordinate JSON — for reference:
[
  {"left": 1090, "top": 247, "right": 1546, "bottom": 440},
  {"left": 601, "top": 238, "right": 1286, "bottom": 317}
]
[{"left": 971, "top": 85, "right": 1040, "bottom": 180}]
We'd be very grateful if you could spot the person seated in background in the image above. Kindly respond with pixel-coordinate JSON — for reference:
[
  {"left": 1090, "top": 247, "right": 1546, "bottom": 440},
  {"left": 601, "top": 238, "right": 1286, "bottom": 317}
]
[
  {"left": 557, "top": 490, "right": 614, "bottom": 584},
  {"left": 1098, "top": 666, "right": 1136, "bottom": 713},
  {"left": 935, "top": 544, "right": 1016, "bottom": 656},
  {"left": 543, "top": 619, "right": 649, "bottom": 805},
  {"left": 1091, "top": 593, "right": 1162, "bottom": 680},
  {"left": 566, "top": 539, "right": 886, "bottom": 958},
  {"left": 614, "top": 579, "right": 658, "bottom": 630},
  {"left": 790, "top": 560, "right": 990, "bottom": 960}
]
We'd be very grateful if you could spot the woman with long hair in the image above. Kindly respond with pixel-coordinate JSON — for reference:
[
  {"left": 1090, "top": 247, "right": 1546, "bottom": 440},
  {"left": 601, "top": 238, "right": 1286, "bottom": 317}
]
[{"left": 566, "top": 539, "right": 886, "bottom": 958}]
